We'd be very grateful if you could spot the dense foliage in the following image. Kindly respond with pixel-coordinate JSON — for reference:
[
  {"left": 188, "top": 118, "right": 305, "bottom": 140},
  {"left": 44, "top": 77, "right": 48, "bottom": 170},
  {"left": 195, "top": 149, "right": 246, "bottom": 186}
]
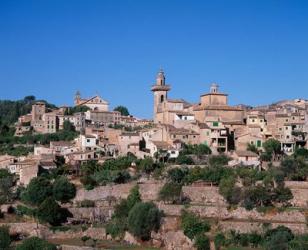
[
  {"left": 0, "top": 96, "right": 56, "bottom": 126},
  {"left": 52, "top": 177, "right": 76, "bottom": 203},
  {"left": 106, "top": 186, "right": 141, "bottom": 238},
  {"left": 0, "top": 226, "right": 11, "bottom": 250},
  {"left": 214, "top": 226, "right": 307, "bottom": 250},
  {"left": 0, "top": 169, "right": 15, "bottom": 204},
  {"left": 19, "top": 176, "right": 75, "bottom": 226},
  {"left": 127, "top": 202, "right": 162, "bottom": 240},
  {"left": 64, "top": 105, "right": 90, "bottom": 115},
  {"left": 180, "top": 210, "right": 210, "bottom": 240},
  {"left": 16, "top": 237, "right": 57, "bottom": 250},
  {"left": 158, "top": 182, "right": 183, "bottom": 204},
  {"left": 113, "top": 105, "right": 130, "bottom": 116}
]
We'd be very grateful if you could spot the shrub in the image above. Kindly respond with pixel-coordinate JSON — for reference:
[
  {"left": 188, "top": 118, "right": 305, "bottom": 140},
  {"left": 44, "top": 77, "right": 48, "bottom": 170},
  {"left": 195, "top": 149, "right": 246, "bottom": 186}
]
[
  {"left": 16, "top": 205, "right": 36, "bottom": 217},
  {"left": 21, "top": 176, "right": 52, "bottom": 205},
  {"left": 138, "top": 157, "right": 155, "bottom": 174},
  {"left": 53, "top": 177, "right": 76, "bottom": 203},
  {"left": 0, "top": 226, "right": 11, "bottom": 250},
  {"left": 126, "top": 186, "right": 141, "bottom": 209},
  {"left": 158, "top": 182, "right": 183, "bottom": 203},
  {"left": 194, "top": 234, "right": 210, "bottom": 250},
  {"left": 167, "top": 167, "right": 188, "bottom": 184},
  {"left": 16, "top": 236, "right": 56, "bottom": 250},
  {"left": 214, "top": 233, "right": 226, "bottom": 249},
  {"left": 37, "top": 197, "right": 71, "bottom": 226},
  {"left": 209, "top": 155, "right": 230, "bottom": 167},
  {"left": 180, "top": 210, "right": 210, "bottom": 240},
  {"left": 106, "top": 217, "right": 127, "bottom": 238},
  {"left": 176, "top": 155, "right": 194, "bottom": 165},
  {"left": 128, "top": 202, "right": 162, "bottom": 240}
]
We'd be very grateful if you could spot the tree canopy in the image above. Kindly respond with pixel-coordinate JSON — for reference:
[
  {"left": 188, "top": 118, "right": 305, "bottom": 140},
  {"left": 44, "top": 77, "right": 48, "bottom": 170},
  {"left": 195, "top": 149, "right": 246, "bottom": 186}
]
[
  {"left": 128, "top": 202, "right": 162, "bottom": 240},
  {"left": 113, "top": 106, "right": 130, "bottom": 116}
]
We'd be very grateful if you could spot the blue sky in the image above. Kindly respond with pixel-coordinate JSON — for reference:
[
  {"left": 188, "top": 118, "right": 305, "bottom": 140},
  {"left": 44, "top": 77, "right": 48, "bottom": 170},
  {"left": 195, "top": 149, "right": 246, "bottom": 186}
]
[{"left": 0, "top": 0, "right": 308, "bottom": 118}]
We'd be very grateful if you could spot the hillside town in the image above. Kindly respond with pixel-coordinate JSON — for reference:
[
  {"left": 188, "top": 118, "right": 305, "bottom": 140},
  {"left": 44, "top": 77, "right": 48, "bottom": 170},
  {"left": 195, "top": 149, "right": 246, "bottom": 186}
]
[
  {"left": 1, "top": 70, "right": 308, "bottom": 249},
  {"left": 3, "top": 70, "right": 308, "bottom": 181}
]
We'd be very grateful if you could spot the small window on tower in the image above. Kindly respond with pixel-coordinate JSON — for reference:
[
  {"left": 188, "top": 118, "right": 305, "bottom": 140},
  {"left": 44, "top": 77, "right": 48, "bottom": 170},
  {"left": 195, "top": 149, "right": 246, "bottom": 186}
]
[{"left": 160, "top": 95, "right": 164, "bottom": 103}]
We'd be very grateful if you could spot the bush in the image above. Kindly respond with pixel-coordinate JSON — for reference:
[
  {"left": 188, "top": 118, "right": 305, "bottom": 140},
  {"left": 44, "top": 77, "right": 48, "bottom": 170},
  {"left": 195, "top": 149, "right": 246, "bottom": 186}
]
[
  {"left": 0, "top": 226, "right": 11, "bottom": 250},
  {"left": 167, "top": 167, "right": 188, "bottom": 184},
  {"left": 126, "top": 186, "right": 141, "bottom": 209},
  {"left": 16, "top": 236, "right": 56, "bottom": 250},
  {"left": 128, "top": 202, "right": 162, "bottom": 240},
  {"left": 37, "top": 197, "right": 71, "bottom": 226},
  {"left": 194, "top": 234, "right": 210, "bottom": 250},
  {"left": 106, "top": 217, "right": 127, "bottom": 238},
  {"left": 209, "top": 155, "right": 230, "bottom": 167},
  {"left": 138, "top": 157, "right": 155, "bottom": 174},
  {"left": 180, "top": 210, "right": 210, "bottom": 240},
  {"left": 16, "top": 205, "right": 36, "bottom": 217},
  {"left": 214, "top": 233, "right": 226, "bottom": 249},
  {"left": 176, "top": 155, "right": 194, "bottom": 165},
  {"left": 52, "top": 177, "right": 76, "bottom": 203},
  {"left": 21, "top": 176, "right": 52, "bottom": 205},
  {"left": 159, "top": 182, "right": 183, "bottom": 203}
]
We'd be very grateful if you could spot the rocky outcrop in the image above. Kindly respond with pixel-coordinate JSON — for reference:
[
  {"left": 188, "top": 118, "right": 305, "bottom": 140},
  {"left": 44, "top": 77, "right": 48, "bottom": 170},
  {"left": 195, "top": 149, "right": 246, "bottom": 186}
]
[
  {"left": 123, "top": 232, "right": 141, "bottom": 246},
  {"left": 159, "top": 231, "right": 195, "bottom": 250}
]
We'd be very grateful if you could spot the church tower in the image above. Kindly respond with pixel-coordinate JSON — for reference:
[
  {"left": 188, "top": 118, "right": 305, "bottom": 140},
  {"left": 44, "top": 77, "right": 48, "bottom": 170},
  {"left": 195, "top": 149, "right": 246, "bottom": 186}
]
[
  {"left": 151, "top": 69, "right": 170, "bottom": 123},
  {"left": 74, "top": 90, "right": 81, "bottom": 105}
]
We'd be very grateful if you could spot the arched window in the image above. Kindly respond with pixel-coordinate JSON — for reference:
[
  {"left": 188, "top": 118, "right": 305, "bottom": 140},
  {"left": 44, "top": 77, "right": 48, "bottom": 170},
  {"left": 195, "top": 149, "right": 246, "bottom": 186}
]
[{"left": 160, "top": 95, "right": 164, "bottom": 103}]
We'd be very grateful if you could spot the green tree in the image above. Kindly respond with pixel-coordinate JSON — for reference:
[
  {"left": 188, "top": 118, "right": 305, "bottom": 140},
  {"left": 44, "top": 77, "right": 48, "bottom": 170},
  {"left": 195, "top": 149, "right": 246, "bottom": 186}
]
[
  {"left": 21, "top": 177, "right": 52, "bottom": 205},
  {"left": 214, "top": 233, "right": 226, "bottom": 250},
  {"left": 138, "top": 157, "right": 155, "bottom": 174},
  {"left": 63, "top": 120, "right": 75, "bottom": 132},
  {"left": 0, "top": 226, "right": 11, "bottom": 250},
  {"left": 128, "top": 202, "right": 162, "bottom": 240},
  {"left": 209, "top": 155, "right": 230, "bottom": 166},
  {"left": 16, "top": 236, "right": 56, "bottom": 250},
  {"left": 264, "top": 226, "right": 294, "bottom": 250},
  {"left": 114, "top": 106, "right": 130, "bottom": 116},
  {"left": 126, "top": 185, "right": 141, "bottom": 210},
  {"left": 194, "top": 234, "right": 210, "bottom": 250},
  {"left": 263, "top": 139, "right": 282, "bottom": 159},
  {"left": 37, "top": 197, "right": 70, "bottom": 226},
  {"left": 159, "top": 182, "right": 182, "bottom": 204},
  {"left": 219, "top": 177, "right": 241, "bottom": 205},
  {"left": 247, "top": 143, "right": 259, "bottom": 154},
  {"left": 0, "top": 169, "right": 14, "bottom": 204},
  {"left": 176, "top": 154, "right": 194, "bottom": 165},
  {"left": 180, "top": 210, "right": 210, "bottom": 240},
  {"left": 167, "top": 167, "right": 188, "bottom": 184},
  {"left": 52, "top": 177, "right": 76, "bottom": 203}
]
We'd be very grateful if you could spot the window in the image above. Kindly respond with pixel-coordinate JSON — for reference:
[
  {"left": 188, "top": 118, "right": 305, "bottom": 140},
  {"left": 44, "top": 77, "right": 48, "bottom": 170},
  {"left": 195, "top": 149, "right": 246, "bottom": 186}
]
[
  {"left": 257, "top": 140, "right": 262, "bottom": 147},
  {"left": 160, "top": 95, "right": 164, "bottom": 103},
  {"left": 213, "top": 121, "right": 219, "bottom": 127},
  {"left": 87, "top": 139, "right": 90, "bottom": 143}
]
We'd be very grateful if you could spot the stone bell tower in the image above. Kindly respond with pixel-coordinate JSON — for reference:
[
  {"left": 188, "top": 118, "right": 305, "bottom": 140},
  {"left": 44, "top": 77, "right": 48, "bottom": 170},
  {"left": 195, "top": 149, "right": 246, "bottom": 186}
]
[{"left": 151, "top": 69, "right": 170, "bottom": 123}]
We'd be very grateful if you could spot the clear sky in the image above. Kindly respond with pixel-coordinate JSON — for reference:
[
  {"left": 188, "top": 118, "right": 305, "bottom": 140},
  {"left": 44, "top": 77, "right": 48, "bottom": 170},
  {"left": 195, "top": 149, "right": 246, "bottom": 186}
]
[{"left": 0, "top": 0, "right": 308, "bottom": 118}]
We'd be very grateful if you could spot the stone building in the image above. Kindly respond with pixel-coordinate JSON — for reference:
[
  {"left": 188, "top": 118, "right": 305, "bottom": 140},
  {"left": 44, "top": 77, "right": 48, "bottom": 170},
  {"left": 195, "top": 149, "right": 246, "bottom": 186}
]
[
  {"left": 31, "top": 102, "right": 46, "bottom": 133},
  {"left": 193, "top": 83, "right": 244, "bottom": 123},
  {"left": 74, "top": 91, "right": 109, "bottom": 111}
]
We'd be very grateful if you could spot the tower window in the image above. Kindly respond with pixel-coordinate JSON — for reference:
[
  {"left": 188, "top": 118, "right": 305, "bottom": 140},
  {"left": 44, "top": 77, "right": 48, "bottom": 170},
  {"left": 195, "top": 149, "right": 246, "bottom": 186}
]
[{"left": 160, "top": 95, "right": 164, "bottom": 103}]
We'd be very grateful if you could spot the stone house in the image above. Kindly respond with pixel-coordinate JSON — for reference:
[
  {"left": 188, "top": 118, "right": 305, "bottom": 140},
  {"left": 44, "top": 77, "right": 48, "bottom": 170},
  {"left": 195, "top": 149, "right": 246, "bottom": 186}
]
[{"left": 74, "top": 92, "right": 109, "bottom": 111}]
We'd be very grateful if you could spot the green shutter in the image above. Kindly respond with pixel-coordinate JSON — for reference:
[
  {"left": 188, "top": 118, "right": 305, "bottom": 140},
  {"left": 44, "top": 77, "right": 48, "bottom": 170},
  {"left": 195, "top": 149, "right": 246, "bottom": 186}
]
[
  {"left": 213, "top": 122, "right": 219, "bottom": 127},
  {"left": 257, "top": 140, "right": 262, "bottom": 147}
]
